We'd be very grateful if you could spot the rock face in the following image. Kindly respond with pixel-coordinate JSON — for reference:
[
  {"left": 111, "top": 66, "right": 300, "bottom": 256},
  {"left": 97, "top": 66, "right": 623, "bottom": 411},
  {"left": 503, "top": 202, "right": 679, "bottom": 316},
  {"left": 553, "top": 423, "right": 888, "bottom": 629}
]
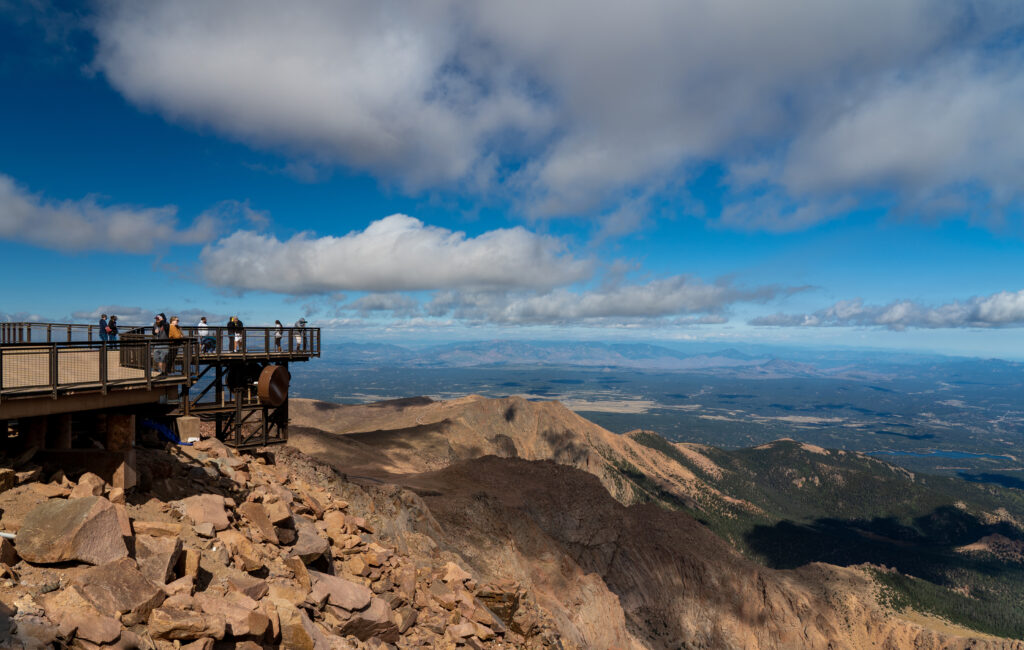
[{"left": 15, "top": 496, "right": 129, "bottom": 565}]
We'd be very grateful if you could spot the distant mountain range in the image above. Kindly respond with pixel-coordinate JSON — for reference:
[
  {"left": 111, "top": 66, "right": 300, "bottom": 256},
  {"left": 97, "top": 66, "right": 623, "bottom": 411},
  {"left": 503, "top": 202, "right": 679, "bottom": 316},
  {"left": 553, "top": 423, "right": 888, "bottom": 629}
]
[
  {"left": 319, "top": 340, "right": 896, "bottom": 379},
  {"left": 317, "top": 339, "right": 1024, "bottom": 383}
]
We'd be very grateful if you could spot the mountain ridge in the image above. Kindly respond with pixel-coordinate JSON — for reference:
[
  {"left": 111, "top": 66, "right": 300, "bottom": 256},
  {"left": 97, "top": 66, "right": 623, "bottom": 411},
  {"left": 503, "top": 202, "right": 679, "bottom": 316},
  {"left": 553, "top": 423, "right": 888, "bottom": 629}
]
[{"left": 289, "top": 394, "right": 1024, "bottom": 647}]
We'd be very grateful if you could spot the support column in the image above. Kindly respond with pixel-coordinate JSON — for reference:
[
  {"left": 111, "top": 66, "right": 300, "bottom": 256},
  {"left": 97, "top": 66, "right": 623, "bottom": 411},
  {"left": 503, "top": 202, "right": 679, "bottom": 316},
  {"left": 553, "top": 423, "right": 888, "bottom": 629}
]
[
  {"left": 106, "top": 413, "right": 135, "bottom": 452},
  {"left": 46, "top": 413, "right": 72, "bottom": 449},
  {"left": 106, "top": 413, "right": 136, "bottom": 491},
  {"left": 23, "top": 417, "right": 47, "bottom": 450}
]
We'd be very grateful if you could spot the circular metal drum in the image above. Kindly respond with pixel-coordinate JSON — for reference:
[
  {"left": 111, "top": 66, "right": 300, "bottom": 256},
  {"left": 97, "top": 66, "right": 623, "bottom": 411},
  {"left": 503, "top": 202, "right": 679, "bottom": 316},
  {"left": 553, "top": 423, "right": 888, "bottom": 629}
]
[{"left": 257, "top": 364, "right": 289, "bottom": 406}]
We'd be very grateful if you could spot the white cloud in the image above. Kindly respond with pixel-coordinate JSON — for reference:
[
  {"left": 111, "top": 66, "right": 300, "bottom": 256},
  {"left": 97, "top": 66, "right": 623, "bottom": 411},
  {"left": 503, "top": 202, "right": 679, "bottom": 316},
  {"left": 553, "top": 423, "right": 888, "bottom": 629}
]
[
  {"left": 750, "top": 290, "right": 1024, "bottom": 330},
  {"left": 199, "top": 214, "right": 593, "bottom": 293},
  {"left": 346, "top": 293, "right": 420, "bottom": 317},
  {"left": 70, "top": 305, "right": 230, "bottom": 326},
  {"left": 425, "top": 276, "right": 795, "bottom": 325},
  {"left": 90, "top": 1, "right": 1024, "bottom": 228},
  {"left": 0, "top": 310, "right": 45, "bottom": 323},
  {"left": 0, "top": 174, "right": 219, "bottom": 252}
]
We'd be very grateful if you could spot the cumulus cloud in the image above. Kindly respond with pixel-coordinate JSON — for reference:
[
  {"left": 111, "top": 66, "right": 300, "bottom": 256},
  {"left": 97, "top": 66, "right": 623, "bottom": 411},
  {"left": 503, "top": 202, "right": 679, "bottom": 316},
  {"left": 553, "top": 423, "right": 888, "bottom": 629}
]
[
  {"left": 424, "top": 276, "right": 797, "bottom": 325},
  {"left": 0, "top": 174, "right": 219, "bottom": 252},
  {"left": 89, "top": 1, "right": 1024, "bottom": 227},
  {"left": 0, "top": 310, "right": 46, "bottom": 323},
  {"left": 199, "top": 214, "right": 593, "bottom": 293},
  {"left": 346, "top": 293, "right": 420, "bottom": 317},
  {"left": 750, "top": 291, "right": 1024, "bottom": 330},
  {"left": 70, "top": 305, "right": 230, "bottom": 325}
]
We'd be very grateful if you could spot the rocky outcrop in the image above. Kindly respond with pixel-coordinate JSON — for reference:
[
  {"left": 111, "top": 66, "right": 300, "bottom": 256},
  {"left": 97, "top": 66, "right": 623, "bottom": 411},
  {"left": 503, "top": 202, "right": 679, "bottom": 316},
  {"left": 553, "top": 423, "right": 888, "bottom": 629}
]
[{"left": 0, "top": 428, "right": 555, "bottom": 649}]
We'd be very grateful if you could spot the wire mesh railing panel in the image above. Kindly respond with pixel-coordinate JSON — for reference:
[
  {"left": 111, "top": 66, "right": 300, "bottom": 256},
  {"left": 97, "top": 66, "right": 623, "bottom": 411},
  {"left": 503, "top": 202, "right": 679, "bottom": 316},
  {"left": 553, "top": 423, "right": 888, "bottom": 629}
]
[
  {"left": 56, "top": 347, "right": 102, "bottom": 386},
  {"left": 0, "top": 339, "right": 196, "bottom": 397},
  {"left": 0, "top": 346, "right": 53, "bottom": 390}
]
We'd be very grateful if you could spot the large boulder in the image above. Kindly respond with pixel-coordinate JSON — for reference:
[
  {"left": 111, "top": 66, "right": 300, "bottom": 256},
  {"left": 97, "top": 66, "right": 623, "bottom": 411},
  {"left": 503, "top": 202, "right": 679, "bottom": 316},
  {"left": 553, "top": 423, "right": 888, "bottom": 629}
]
[
  {"left": 194, "top": 592, "right": 269, "bottom": 638},
  {"left": 69, "top": 472, "right": 106, "bottom": 499},
  {"left": 72, "top": 557, "right": 166, "bottom": 626},
  {"left": 16, "top": 496, "right": 128, "bottom": 565},
  {"left": 135, "top": 534, "right": 183, "bottom": 585},
  {"left": 309, "top": 571, "right": 372, "bottom": 612},
  {"left": 340, "top": 597, "right": 399, "bottom": 642},
  {"left": 148, "top": 604, "right": 226, "bottom": 641},
  {"left": 275, "top": 601, "right": 330, "bottom": 650},
  {"left": 180, "top": 494, "right": 230, "bottom": 531},
  {"left": 291, "top": 518, "right": 329, "bottom": 564},
  {"left": 238, "top": 501, "right": 279, "bottom": 544},
  {"left": 216, "top": 529, "right": 263, "bottom": 572},
  {"left": 41, "top": 586, "right": 122, "bottom": 645}
]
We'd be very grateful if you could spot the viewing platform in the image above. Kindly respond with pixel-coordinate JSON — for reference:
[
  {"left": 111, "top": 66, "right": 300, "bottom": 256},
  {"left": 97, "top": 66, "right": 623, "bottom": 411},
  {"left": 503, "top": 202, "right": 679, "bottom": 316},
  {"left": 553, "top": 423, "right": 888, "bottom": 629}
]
[{"left": 1, "top": 321, "right": 320, "bottom": 459}]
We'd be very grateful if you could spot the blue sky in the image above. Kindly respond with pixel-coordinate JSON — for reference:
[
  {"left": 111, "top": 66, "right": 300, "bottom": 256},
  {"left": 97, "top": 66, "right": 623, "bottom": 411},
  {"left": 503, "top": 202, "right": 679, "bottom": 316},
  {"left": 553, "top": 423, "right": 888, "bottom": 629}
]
[{"left": 3, "top": 1, "right": 1024, "bottom": 357}]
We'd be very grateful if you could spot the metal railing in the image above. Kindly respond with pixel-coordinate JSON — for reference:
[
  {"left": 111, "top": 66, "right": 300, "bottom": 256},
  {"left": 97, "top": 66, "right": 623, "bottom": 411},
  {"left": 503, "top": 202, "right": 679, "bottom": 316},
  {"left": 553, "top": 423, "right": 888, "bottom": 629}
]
[
  {"left": 0, "top": 338, "right": 197, "bottom": 400},
  {"left": 1, "top": 322, "right": 116, "bottom": 344},
  {"left": 180, "top": 325, "right": 320, "bottom": 358},
  {"left": 2, "top": 323, "right": 320, "bottom": 360}
]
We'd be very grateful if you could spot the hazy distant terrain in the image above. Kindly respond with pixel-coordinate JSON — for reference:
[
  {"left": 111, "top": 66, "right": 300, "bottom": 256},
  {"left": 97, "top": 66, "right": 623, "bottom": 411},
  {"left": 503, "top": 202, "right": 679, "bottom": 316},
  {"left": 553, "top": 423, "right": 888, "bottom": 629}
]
[{"left": 290, "top": 340, "right": 1024, "bottom": 484}]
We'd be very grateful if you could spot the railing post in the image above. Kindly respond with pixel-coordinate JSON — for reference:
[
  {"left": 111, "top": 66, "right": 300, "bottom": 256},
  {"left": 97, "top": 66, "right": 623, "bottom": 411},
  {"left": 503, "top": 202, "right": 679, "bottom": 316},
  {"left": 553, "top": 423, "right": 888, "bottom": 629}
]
[
  {"left": 46, "top": 324, "right": 51, "bottom": 343},
  {"left": 100, "top": 341, "right": 108, "bottom": 394},
  {"left": 265, "top": 329, "right": 269, "bottom": 356},
  {"left": 66, "top": 325, "right": 72, "bottom": 342},
  {"left": 145, "top": 340, "right": 152, "bottom": 390},
  {"left": 50, "top": 345, "right": 58, "bottom": 399},
  {"left": 235, "top": 391, "right": 243, "bottom": 447}
]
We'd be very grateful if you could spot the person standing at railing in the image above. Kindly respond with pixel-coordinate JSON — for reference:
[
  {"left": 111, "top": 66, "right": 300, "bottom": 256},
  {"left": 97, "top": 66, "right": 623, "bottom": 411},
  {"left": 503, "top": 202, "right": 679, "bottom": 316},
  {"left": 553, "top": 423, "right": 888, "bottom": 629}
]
[
  {"left": 274, "top": 320, "right": 283, "bottom": 351},
  {"left": 153, "top": 313, "right": 169, "bottom": 375},
  {"left": 107, "top": 315, "right": 118, "bottom": 342},
  {"left": 197, "top": 316, "right": 214, "bottom": 353},
  {"left": 227, "top": 316, "right": 244, "bottom": 353},
  {"left": 167, "top": 316, "right": 183, "bottom": 373},
  {"left": 294, "top": 317, "right": 307, "bottom": 350},
  {"left": 99, "top": 314, "right": 108, "bottom": 343}
]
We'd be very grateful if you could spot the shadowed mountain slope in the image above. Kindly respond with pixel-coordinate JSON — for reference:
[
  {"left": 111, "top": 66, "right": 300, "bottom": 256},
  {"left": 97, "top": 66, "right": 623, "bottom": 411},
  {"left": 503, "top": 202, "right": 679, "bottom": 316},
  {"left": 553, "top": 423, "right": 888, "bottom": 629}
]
[{"left": 291, "top": 395, "right": 1024, "bottom": 646}]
